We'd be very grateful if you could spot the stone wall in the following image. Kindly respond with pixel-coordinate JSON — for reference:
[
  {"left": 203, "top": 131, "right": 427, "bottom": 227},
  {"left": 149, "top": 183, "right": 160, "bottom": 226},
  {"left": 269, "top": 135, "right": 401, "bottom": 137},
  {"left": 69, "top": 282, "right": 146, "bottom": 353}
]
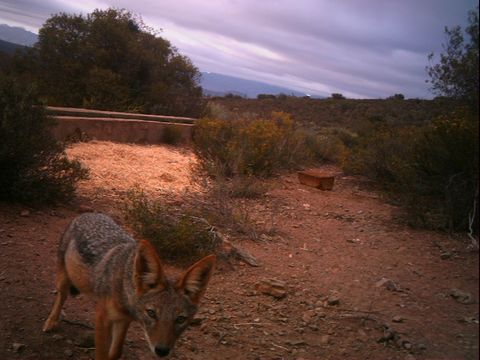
[{"left": 51, "top": 116, "right": 194, "bottom": 144}]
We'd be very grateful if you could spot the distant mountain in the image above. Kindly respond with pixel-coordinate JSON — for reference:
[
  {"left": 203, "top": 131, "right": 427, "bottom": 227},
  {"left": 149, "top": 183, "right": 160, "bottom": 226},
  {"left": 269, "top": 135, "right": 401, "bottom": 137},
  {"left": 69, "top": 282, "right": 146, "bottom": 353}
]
[
  {"left": 0, "top": 38, "right": 27, "bottom": 55},
  {"left": 201, "top": 72, "right": 311, "bottom": 98},
  {"left": 0, "top": 24, "right": 38, "bottom": 46}
]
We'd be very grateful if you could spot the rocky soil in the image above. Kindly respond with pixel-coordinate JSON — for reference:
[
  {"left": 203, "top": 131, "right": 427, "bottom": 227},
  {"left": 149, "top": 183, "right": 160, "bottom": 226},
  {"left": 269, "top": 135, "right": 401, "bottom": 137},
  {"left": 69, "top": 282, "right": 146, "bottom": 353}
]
[{"left": 0, "top": 142, "right": 478, "bottom": 360}]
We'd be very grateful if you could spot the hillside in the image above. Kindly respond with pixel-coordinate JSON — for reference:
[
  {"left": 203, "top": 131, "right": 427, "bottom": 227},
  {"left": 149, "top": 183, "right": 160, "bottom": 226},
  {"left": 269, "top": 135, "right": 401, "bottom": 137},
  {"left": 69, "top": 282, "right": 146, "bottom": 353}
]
[
  {"left": 0, "top": 24, "right": 37, "bottom": 46},
  {"left": 0, "top": 38, "right": 26, "bottom": 55},
  {"left": 201, "top": 72, "right": 310, "bottom": 98}
]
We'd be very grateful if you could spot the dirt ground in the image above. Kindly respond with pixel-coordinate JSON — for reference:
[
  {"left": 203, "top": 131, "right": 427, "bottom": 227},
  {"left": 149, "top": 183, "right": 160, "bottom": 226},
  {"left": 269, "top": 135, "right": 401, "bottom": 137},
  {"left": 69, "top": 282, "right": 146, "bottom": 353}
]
[{"left": 0, "top": 141, "right": 478, "bottom": 360}]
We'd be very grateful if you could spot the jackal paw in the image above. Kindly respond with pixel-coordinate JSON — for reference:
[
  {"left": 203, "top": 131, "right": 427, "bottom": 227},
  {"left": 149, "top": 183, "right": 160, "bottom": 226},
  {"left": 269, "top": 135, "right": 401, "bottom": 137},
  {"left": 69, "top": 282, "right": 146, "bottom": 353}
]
[{"left": 42, "top": 319, "right": 59, "bottom": 332}]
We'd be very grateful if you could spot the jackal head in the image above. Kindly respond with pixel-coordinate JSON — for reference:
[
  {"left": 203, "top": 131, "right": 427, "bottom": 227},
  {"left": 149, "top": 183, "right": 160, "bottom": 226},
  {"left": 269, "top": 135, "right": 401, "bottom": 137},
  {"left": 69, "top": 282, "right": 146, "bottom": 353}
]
[{"left": 133, "top": 240, "right": 216, "bottom": 357}]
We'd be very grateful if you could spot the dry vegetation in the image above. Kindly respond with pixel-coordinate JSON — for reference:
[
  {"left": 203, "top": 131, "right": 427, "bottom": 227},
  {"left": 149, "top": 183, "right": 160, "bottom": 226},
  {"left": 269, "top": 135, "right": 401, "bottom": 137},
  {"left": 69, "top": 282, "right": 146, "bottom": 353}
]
[
  {"left": 66, "top": 141, "right": 196, "bottom": 202},
  {"left": 209, "top": 97, "right": 454, "bottom": 129}
]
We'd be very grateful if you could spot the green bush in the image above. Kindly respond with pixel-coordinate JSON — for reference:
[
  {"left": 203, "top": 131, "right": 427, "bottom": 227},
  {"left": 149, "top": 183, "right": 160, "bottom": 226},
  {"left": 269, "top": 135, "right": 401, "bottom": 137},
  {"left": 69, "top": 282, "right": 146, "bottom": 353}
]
[
  {"left": 343, "top": 122, "right": 418, "bottom": 186},
  {"left": 305, "top": 127, "right": 354, "bottom": 163},
  {"left": 343, "top": 110, "right": 478, "bottom": 231},
  {"left": 124, "top": 189, "right": 219, "bottom": 263},
  {"left": 193, "top": 111, "right": 312, "bottom": 177},
  {"left": 0, "top": 77, "right": 88, "bottom": 203},
  {"left": 409, "top": 111, "right": 478, "bottom": 230},
  {"left": 203, "top": 102, "right": 235, "bottom": 120}
]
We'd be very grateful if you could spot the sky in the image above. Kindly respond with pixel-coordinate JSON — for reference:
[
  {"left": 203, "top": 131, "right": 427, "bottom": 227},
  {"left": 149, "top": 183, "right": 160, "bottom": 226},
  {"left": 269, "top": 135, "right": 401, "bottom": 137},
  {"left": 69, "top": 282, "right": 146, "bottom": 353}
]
[{"left": 0, "top": 0, "right": 477, "bottom": 98}]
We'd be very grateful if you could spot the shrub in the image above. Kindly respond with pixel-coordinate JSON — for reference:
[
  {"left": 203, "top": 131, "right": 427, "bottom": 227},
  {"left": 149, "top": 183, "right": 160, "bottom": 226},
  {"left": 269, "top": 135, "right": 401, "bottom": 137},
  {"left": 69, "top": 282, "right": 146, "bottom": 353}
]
[
  {"left": 408, "top": 111, "right": 478, "bottom": 230},
  {"left": 203, "top": 102, "right": 235, "bottom": 120},
  {"left": 124, "top": 189, "right": 219, "bottom": 263},
  {"left": 306, "top": 132, "right": 349, "bottom": 163},
  {"left": 193, "top": 111, "right": 312, "bottom": 178},
  {"left": 343, "top": 123, "right": 418, "bottom": 186},
  {"left": 257, "top": 94, "right": 276, "bottom": 99},
  {"left": 0, "top": 77, "right": 88, "bottom": 203},
  {"left": 387, "top": 94, "right": 405, "bottom": 100},
  {"left": 304, "top": 127, "right": 355, "bottom": 163},
  {"left": 343, "top": 110, "right": 478, "bottom": 231}
]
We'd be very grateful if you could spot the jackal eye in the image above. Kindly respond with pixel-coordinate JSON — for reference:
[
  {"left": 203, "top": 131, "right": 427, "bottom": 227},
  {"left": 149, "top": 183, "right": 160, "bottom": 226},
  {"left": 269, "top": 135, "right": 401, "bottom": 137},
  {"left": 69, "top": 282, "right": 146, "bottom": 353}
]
[
  {"left": 146, "top": 309, "right": 156, "bottom": 319},
  {"left": 175, "top": 315, "right": 187, "bottom": 325}
]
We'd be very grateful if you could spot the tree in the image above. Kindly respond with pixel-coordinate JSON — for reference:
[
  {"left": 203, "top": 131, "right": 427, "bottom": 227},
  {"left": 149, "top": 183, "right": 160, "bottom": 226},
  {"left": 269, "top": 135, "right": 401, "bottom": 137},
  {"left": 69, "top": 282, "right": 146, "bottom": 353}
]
[
  {"left": 13, "top": 8, "right": 204, "bottom": 117},
  {"left": 425, "top": 6, "right": 479, "bottom": 237},
  {"left": 426, "top": 7, "right": 479, "bottom": 111},
  {"left": 330, "top": 93, "right": 345, "bottom": 99},
  {"left": 387, "top": 93, "right": 405, "bottom": 100}
]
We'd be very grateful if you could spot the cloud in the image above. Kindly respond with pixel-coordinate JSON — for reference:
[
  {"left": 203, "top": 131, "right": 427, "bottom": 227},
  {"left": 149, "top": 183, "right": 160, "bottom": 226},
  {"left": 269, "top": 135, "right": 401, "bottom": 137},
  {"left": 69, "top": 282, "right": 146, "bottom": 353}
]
[{"left": 0, "top": 0, "right": 476, "bottom": 98}]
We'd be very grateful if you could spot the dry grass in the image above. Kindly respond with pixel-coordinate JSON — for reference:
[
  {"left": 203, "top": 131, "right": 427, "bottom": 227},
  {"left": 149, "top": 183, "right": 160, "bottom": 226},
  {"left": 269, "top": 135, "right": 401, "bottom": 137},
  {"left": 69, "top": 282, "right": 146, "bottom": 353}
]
[
  {"left": 66, "top": 141, "right": 197, "bottom": 202},
  {"left": 66, "top": 141, "right": 268, "bottom": 240}
]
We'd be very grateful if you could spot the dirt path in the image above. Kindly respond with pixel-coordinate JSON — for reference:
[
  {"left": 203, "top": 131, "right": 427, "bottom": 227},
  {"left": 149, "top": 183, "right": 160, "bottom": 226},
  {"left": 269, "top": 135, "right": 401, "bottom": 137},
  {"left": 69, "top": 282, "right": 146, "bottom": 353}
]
[{"left": 0, "top": 142, "right": 478, "bottom": 360}]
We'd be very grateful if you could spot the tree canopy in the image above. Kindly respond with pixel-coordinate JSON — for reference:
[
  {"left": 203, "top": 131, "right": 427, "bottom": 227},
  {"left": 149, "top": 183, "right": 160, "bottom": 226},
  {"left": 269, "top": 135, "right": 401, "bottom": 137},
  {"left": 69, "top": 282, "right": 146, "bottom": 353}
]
[
  {"left": 426, "top": 7, "right": 479, "bottom": 112},
  {"left": 11, "top": 8, "right": 204, "bottom": 117}
]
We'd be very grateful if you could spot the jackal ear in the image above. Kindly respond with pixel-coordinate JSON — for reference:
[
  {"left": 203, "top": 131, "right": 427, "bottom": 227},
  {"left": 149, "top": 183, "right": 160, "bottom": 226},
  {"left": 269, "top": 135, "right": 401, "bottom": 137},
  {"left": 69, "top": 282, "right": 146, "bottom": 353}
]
[
  {"left": 178, "top": 255, "right": 216, "bottom": 304},
  {"left": 133, "top": 241, "right": 167, "bottom": 294}
]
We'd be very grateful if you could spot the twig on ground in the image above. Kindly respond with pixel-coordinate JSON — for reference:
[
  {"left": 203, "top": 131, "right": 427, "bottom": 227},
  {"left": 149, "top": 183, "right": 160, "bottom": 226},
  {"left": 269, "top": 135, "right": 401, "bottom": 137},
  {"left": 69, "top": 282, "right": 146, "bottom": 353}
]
[
  {"left": 189, "top": 215, "right": 260, "bottom": 266},
  {"left": 467, "top": 188, "right": 479, "bottom": 250},
  {"left": 62, "top": 319, "right": 94, "bottom": 329},
  {"left": 271, "top": 342, "right": 289, "bottom": 351}
]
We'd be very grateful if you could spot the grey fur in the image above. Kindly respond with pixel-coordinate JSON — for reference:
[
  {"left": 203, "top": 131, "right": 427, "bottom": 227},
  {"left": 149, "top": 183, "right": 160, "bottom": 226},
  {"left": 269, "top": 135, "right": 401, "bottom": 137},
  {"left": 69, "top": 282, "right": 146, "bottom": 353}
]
[{"left": 45, "top": 212, "right": 216, "bottom": 358}]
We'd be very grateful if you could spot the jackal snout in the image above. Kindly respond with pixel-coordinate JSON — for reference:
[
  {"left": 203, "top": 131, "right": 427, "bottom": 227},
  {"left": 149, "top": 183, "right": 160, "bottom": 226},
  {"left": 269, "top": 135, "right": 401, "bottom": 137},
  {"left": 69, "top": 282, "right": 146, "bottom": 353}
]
[{"left": 136, "top": 243, "right": 216, "bottom": 357}]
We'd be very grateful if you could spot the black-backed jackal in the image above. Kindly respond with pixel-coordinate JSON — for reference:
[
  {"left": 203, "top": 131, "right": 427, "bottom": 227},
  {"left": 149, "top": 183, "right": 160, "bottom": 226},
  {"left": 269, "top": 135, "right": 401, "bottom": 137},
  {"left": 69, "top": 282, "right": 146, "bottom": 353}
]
[{"left": 43, "top": 213, "right": 216, "bottom": 359}]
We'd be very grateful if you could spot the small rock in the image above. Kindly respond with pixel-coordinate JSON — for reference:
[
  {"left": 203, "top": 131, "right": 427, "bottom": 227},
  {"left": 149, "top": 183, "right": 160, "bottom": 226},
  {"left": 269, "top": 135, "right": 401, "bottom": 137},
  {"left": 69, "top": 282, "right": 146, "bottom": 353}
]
[
  {"left": 76, "top": 332, "right": 95, "bottom": 348},
  {"left": 440, "top": 251, "right": 452, "bottom": 260},
  {"left": 450, "top": 289, "right": 475, "bottom": 304},
  {"left": 255, "top": 278, "right": 287, "bottom": 299},
  {"left": 199, "top": 323, "right": 209, "bottom": 333},
  {"left": 20, "top": 210, "right": 30, "bottom": 217},
  {"left": 375, "top": 277, "right": 401, "bottom": 292},
  {"left": 458, "top": 316, "right": 479, "bottom": 324},
  {"left": 52, "top": 334, "right": 64, "bottom": 341},
  {"left": 392, "top": 315, "right": 404, "bottom": 323},
  {"left": 12, "top": 343, "right": 25, "bottom": 352},
  {"left": 403, "top": 341, "right": 412, "bottom": 350},
  {"left": 440, "top": 252, "right": 452, "bottom": 259},
  {"left": 418, "top": 343, "right": 427, "bottom": 350},
  {"left": 377, "top": 325, "right": 396, "bottom": 343},
  {"left": 64, "top": 349, "right": 74, "bottom": 357},
  {"left": 404, "top": 355, "right": 416, "bottom": 360},
  {"left": 286, "top": 339, "right": 306, "bottom": 346},
  {"left": 320, "top": 335, "right": 330, "bottom": 344},
  {"left": 357, "top": 329, "right": 367, "bottom": 338},
  {"left": 327, "top": 296, "right": 340, "bottom": 306},
  {"left": 301, "top": 310, "right": 317, "bottom": 324}
]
